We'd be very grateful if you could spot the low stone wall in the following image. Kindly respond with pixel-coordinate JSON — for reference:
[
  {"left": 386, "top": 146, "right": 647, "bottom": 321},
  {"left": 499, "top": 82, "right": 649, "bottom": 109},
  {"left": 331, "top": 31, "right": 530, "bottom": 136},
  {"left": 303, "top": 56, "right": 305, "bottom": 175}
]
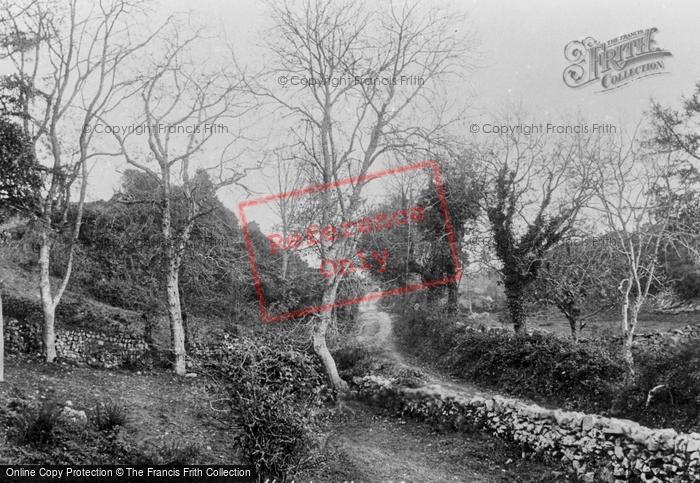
[
  {"left": 353, "top": 375, "right": 700, "bottom": 482},
  {"left": 4, "top": 318, "right": 150, "bottom": 368},
  {"left": 628, "top": 324, "right": 700, "bottom": 348},
  {"left": 462, "top": 318, "right": 700, "bottom": 345}
]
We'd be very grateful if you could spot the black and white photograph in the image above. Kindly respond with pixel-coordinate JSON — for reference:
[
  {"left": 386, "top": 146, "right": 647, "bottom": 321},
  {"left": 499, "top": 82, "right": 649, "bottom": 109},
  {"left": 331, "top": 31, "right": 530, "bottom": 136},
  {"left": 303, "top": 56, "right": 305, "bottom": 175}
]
[{"left": 1, "top": 1, "right": 699, "bottom": 482}]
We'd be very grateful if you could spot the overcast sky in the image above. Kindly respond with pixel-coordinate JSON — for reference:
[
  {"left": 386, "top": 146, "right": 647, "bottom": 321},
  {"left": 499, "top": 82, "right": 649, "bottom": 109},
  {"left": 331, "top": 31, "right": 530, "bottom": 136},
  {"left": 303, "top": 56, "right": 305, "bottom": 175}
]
[
  {"left": 85, "top": 0, "right": 700, "bottom": 223},
  {"left": 198, "top": 0, "right": 699, "bottom": 120}
]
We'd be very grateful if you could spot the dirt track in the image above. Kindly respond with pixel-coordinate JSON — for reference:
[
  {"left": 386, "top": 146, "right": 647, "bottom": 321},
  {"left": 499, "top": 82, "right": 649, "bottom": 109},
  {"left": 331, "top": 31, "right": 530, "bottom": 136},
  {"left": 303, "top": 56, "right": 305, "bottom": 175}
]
[
  {"left": 355, "top": 298, "right": 395, "bottom": 350},
  {"left": 299, "top": 299, "right": 572, "bottom": 482},
  {"left": 355, "top": 297, "right": 494, "bottom": 399}
]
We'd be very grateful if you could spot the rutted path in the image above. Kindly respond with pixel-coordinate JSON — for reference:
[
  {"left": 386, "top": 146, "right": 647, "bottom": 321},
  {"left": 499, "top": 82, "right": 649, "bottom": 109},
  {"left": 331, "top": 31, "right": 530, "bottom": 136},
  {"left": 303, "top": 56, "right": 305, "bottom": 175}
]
[
  {"left": 355, "top": 297, "right": 495, "bottom": 399},
  {"left": 298, "top": 299, "right": 573, "bottom": 482},
  {"left": 301, "top": 400, "right": 572, "bottom": 483}
]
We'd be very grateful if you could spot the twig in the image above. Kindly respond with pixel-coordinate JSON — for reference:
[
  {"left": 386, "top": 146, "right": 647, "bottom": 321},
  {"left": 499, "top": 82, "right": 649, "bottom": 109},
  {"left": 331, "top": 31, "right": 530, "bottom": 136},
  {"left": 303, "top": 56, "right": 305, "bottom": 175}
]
[
  {"left": 209, "top": 398, "right": 233, "bottom": 412},
  {"left": 645, "top": 384, "right": 674, "bottom": 407}
]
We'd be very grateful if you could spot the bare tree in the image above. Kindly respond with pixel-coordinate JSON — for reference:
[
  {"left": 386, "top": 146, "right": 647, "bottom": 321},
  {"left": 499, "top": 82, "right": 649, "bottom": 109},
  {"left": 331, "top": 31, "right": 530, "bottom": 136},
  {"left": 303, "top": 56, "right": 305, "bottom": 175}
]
[
  {"left": 264, "top": 149, "right": 306, "bottom": 281},
  {"left": 649, "top": 82, "right": 700, "bottom": 165},
  {"left": 648, "top": 83, "right": 700, "bottom": 273},
  {"left": 247, "top": 0, "right": 477, "bottom": 391},
  {"left": 110, "top": 22, "right": 254, "bottom": 375},
  {"left": 0, "top": 0, "right": 161, "bottom": 362},
  {"left": 590, "top": 127, "right": 676, "bottom": 380},
  {"left": 531, "top": 237, "right": 622, "bottom": 340}
]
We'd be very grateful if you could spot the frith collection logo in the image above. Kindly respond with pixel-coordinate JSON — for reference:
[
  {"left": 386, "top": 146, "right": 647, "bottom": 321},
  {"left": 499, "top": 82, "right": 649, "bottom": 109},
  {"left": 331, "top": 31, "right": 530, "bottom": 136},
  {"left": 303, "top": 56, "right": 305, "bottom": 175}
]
[{"left": 563, "top": 28, "right": 672, "bottom": 92}]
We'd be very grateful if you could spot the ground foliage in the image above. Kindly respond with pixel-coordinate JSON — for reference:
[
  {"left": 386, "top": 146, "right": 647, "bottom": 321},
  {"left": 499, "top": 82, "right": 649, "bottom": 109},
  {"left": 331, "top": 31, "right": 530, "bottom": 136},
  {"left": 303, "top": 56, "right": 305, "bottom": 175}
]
[
  {"left": 0, "top": 393, "right": 190, "bottom": 465},
  {"left": 615, "top": 340, "right": 700, "bottom": 431},
  {"left": 197, "top": 335, "right": 330, "bottom": 482},
  {"left": 22, "top": 170, "right": 325, "bottom": 323},
  {"left": 395, "top": 305, "right": 700, "bottom": 432},
  {"left": 0, "top": 116, "right": 42, "bottom": 219},
  {"left": 332, "top": 343, "right": 427, "bottom": 388}
]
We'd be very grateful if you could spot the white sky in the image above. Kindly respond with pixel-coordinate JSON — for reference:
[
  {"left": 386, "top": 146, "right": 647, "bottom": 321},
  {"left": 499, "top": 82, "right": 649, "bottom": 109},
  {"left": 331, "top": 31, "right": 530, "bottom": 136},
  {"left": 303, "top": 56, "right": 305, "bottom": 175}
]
[{"left": 79, "top": 0, "right": 700, "bottom": 235}]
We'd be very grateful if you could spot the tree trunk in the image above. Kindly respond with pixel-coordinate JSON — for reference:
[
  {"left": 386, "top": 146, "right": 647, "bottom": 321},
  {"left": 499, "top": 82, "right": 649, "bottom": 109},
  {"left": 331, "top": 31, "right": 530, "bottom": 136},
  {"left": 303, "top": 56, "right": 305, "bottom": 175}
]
[
  {"left": 182, "top": 311, "right": 190, "bottom": 351},
  {"left": 166, "top": 263, "right": 186, "bottom": 375},
  {"left": 38, "top": 239, "right": 57, "bottom": 363},
  {"left": 313, "top": 279, "right": 347, "bottom": 394},
  {"left": 621, "top": 331, "right": 634, "bottom": 382},
  {"left": 619, "top": 292, "right": 636, "bottom": 383},
  {"left": 505, "top": 288, "right": 527, "bottom": 333},
  {"left": 565, "top": 314, "right": 578, "bottom": 341},
  {"left": 622, "top": 302, "right": 639, "bottom": 383},
  {"left": 447, "top": 280, "right": 459, "bottom": 314},
  {"left": 36, "top": 158, "right": 87, "bottom": 365},
  {"left": 143, "top": 313, "right": 155, "bottom": 348},
  {"left": 281, "top": 251, "right": 289, "bottom": 281}
]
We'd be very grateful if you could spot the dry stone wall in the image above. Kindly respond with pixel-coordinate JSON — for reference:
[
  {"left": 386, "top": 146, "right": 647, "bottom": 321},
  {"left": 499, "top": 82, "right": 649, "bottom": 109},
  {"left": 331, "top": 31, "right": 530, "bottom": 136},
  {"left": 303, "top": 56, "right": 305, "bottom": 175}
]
[
  {"left": 624, "top": 324, "right": 700, "bottom": 349},
  {"left": 4, "top": 318, "right": 150, "bottom": 368},
  {"left": 353, "top": 375, "right": 700, "bottom": 482}
]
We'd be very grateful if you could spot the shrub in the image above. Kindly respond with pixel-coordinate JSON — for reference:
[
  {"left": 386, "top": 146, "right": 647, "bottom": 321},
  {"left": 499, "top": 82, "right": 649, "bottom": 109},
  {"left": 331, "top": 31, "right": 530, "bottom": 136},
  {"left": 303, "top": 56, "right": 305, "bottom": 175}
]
[
  {"left": 332, "top": 344, "right": 383, "bottom": 377},
  {"left": 2, "top": 293, "right": 43, "bottom": 325},
  {"left": 394, "top": 304, "right": 460, "bottom": 356},
  {"left": 233, "top": 384, "right": 318, "bottom": 481},
  {"left": 332, "top": 343, "right": 427, "bottom": 386},
  {"left": 8, "top": 399, "right": 62, "bottom": 447},
  {"left": 397, "top": 309, "right": 625, "bottom": 411},
  {"left": 2, "top": 396, "right": 146, "bottom": 464},
  {"left": 443, "top": 330, "right": 624, "bottom": 409},
  {"left": 29, "top": 424, "right": 135, "bottom": 465},
  {"left": 200, "top": 337, "right": 327, "bottom": 481},
  {"left": 209, "top": 337, "right": 328, "bottom": 405},
  {"left": 94, "top": 401, "right": 129, "bottom": 432},
  {"left": 615, "top": 341, "right": 700, "bottom": 431},
  {"left": 636, "top": 341, "right": 700, "bottom": 406},
  {"left": 396, "top": 302, "right": 700, "bottom": 431}
]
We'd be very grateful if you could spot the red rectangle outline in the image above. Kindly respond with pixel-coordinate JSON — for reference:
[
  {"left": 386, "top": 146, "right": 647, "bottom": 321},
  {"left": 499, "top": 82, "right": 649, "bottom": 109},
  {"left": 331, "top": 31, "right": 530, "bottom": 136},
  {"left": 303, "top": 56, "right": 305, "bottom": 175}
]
[{"left": 238, "top": 160, "right": 462, "bottom": 323}]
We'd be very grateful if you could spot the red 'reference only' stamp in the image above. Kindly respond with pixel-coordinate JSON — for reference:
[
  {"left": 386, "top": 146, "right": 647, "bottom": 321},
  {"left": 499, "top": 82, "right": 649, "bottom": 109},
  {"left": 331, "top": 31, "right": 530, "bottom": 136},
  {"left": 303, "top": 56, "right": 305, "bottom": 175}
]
[{"left": 238, "top": 160, "right": 461, "bottom": 323}]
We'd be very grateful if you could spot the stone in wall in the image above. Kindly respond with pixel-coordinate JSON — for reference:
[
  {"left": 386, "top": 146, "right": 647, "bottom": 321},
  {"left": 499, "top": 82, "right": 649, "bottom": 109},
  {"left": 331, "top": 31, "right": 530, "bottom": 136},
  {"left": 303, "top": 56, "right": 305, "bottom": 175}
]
[
  {"left": 353, "top": 375, "right": 700, "bottom": 482},
  {"left": 3, "top": 318, "right": 152, "bottom": 369}
]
